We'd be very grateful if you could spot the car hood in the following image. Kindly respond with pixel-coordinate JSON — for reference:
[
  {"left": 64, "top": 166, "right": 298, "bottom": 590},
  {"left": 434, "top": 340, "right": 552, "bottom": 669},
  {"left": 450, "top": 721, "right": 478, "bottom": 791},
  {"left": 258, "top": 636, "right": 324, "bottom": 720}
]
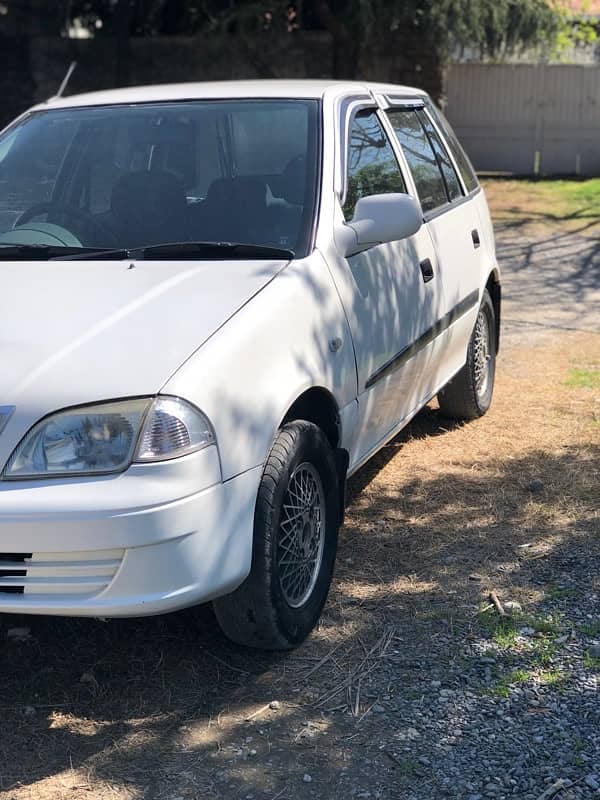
[{"left": 1, "top": 258, "right": 285, "bottom": 456}]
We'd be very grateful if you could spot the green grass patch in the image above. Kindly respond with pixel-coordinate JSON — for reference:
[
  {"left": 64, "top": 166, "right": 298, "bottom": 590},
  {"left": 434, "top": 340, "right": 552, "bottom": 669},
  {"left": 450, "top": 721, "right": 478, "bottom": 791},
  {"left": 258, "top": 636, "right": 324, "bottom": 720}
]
[
  {"left": 583, "top": 651, "right": 600, "bottom": 671},
  {"left": 487, "top": 669, "right": 531, "bottom": 698},
  {"left": 580, "top": 621, "right": 600, "bottom": 637},
  {"left": 546, "top": 586, "right": 576, "bottom": 600},
  {"left": 531, "top": 639, "right": 557, "bottom": 666},
  {"left": 565, "top": 368, "right": 600, "bottom": 390},
  {"left": 394, "top": 758, "right": 418, "bottom": 776},
  {"left": 537, "top": 668, "right": 568, "bottom": 687},
  {"left": 533, "top": 178, "right": 600, "bottom": 214},
  {"left": 478, "top": 606, "right": 562, "bottom": 651},
  {"left": 530, "top": 616, "right": 561, "bottom": 637}
]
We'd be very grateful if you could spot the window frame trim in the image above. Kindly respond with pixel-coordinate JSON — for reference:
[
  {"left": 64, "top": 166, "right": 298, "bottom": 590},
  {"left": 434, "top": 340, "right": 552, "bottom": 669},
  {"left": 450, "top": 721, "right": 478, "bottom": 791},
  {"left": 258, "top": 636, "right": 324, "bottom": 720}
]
[{"left": 415, "top": 107, "right": 464, "bottom": 206}]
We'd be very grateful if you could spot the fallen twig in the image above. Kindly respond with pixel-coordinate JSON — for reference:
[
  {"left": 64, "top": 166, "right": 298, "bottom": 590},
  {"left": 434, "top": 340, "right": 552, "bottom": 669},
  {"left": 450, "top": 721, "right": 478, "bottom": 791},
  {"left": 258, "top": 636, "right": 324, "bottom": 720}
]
[
  {"left": 244, "top": 703, "right": 272, "bottom": 722},
  {"left": 314, "top": 628, "right": 396, "bottom": 709},
  {"left": 489, "top": 590, "right": 507, "bottom": 617},
  {"left": 300, "top": 640, "right": 344, "bottom": 681}
]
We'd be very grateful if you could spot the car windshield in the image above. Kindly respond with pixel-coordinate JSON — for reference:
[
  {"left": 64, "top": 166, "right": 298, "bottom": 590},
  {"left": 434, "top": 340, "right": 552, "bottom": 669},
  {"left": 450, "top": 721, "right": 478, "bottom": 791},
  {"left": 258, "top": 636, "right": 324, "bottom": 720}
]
[{"left": 0, "top": 99, "right": 319, "bottom": 258}]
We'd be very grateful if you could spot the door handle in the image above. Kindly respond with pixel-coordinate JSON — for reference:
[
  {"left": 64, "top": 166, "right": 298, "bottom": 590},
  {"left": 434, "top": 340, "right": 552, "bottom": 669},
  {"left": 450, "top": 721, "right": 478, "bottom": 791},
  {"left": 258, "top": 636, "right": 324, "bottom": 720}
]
[
  {"left": 471, "top": 229, "right": 481, "bottom": 248},
  {"left": 420, "top": 258, "right": 434, "bottom": 283}
]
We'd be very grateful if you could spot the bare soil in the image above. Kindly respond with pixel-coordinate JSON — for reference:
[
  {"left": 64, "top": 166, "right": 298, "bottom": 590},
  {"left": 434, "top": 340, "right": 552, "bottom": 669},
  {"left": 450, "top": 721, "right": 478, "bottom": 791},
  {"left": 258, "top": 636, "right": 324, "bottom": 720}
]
[{"left": 0, "top": 182, "right": 598, "bottom": 800}]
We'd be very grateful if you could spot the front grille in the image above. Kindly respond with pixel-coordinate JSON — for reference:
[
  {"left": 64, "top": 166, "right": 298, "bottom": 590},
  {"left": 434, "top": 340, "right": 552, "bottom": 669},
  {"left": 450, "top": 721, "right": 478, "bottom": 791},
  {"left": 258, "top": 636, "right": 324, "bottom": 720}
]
[
  {"left": 0, "top": 550, "right": 124, "bottom": 597},
  {"left": 0, "top": 553, "right": 32, "bottom": 594}
]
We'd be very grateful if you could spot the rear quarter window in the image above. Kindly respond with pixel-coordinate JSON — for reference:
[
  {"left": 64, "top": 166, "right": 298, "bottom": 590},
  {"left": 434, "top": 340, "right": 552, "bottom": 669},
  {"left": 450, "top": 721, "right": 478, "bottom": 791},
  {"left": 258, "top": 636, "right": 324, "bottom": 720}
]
[{"left": 426, "top": 101, "right": 479, "bottom": 194}]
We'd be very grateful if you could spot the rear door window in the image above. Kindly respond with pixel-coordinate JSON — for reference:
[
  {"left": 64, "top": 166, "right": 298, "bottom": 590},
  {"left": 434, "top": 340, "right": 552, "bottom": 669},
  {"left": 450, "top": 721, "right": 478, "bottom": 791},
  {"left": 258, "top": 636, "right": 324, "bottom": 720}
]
[{"left": 385, "top": 109, "right": 448, "bottom": 213}]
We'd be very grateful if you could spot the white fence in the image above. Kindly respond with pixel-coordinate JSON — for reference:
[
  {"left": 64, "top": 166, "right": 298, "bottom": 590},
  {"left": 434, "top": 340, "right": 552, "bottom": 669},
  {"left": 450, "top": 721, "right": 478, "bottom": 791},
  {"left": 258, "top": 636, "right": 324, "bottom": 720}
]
[{"left": 445, "top": 63, "right": 600, "bottom": 176}]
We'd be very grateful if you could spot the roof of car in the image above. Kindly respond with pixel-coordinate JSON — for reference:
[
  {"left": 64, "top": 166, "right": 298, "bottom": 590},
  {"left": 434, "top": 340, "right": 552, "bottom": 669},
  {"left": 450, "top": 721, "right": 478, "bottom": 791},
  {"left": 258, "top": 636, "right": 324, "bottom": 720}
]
[{"left": 34, "top": 79, "right": 427, "bottom": 110}]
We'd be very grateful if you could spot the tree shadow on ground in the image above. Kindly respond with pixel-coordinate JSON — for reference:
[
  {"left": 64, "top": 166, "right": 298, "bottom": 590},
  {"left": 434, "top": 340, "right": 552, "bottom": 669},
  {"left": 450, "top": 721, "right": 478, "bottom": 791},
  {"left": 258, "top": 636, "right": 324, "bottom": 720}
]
[{"left": 0, "top": 407, "right": 597, "bottom": 799}]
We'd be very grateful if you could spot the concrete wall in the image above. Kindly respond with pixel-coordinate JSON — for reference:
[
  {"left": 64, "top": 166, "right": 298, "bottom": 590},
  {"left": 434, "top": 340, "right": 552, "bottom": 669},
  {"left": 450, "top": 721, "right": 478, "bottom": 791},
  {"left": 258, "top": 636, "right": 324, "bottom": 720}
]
[{"left": 446, "top": 62, "right": 600, "bottom": 176}]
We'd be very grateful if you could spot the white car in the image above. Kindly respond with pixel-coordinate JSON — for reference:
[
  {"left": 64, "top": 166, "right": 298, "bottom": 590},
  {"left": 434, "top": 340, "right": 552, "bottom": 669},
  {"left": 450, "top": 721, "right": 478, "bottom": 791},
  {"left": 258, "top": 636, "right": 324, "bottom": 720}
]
[{"left": 0, "top": 80, "right": 500, "bottom": 649}]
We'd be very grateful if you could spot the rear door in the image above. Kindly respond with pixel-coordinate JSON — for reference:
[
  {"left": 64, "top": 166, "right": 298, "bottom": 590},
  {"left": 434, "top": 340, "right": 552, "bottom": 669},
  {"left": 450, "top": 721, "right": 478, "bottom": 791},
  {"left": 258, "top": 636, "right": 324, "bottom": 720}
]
[
  {"left": 384, "top": 101, "right": 484, "bottom": 385},
  {"left": 325, "top": 105, "right": 445, "bottom": 467}
]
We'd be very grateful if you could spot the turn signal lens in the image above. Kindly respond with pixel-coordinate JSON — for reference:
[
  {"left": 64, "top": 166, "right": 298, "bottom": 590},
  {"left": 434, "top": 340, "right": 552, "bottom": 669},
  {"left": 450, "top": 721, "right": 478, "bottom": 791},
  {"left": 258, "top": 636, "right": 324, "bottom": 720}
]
[{"left": 135, "top": 397, "right": 214, "bottom": 462}]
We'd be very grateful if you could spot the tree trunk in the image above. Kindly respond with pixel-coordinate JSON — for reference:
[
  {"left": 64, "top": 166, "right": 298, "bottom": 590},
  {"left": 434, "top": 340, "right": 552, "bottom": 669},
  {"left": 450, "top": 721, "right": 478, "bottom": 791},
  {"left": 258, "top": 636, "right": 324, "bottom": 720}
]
[
  {"left": 115, "top": 0, "right": 134, "bottom": 87},
  {"left": 315, "top": 0, "right": 360, "bottom": 79}
]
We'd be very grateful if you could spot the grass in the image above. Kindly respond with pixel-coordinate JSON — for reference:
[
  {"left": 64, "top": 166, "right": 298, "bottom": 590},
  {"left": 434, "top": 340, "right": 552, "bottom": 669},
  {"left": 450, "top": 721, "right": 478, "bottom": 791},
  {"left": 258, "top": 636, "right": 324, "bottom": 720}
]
[
  {"left": 540, "top": 178, "right": 600, "bottom": 210},
  {"left": 546, "top": 586, "right": 576, "bottom": 600},
  {"left": 395, "top": 759, "right": 418, "bottom": 777},
  {"left": 488, "top": 667, "right": 568, "bottom": 697},
  {"left": 583, "top": 651, "right": 600, "bottom": 671},
  {"left": 531, "top": 639, "right": 558, "bottom": 666},
  {"left": 481, "top": 177, "right": 600, "bottom": 231},
  {"left": 537, "top": 669, "right": 568, "bottom": 687},
  {"left": 579, "top": 621, "right": 600, "bottom": 637},
  {"left": 565, "top": 368, "right": 600, "bottom": 390},
  {"left": 479, "top": 607, "right": 562, "bottom": 651},
  {"left": 487, "top": 669, "right": 529, "bottom": 698}
]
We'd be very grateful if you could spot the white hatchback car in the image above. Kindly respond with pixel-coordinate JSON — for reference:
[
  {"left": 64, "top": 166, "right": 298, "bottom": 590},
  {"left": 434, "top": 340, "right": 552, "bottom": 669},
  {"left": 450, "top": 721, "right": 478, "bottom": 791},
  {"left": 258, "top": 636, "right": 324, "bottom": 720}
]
[{"left": 0, "top": 80, "right": 499, "bottom": 649}]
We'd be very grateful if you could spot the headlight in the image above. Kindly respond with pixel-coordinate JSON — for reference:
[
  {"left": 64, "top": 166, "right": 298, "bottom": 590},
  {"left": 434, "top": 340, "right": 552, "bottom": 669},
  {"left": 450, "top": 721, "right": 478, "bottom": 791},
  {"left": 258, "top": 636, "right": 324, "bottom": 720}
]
[{"left": 3, "top": 397, "right": 215, "bottom": 479}]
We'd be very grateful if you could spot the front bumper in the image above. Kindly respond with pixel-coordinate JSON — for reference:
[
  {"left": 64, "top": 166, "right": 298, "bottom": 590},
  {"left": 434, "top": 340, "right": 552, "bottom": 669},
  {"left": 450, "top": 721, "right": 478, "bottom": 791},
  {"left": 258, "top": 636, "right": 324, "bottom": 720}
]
[{"left": 0, "top": 447, "right": 262, "bottom": 617}]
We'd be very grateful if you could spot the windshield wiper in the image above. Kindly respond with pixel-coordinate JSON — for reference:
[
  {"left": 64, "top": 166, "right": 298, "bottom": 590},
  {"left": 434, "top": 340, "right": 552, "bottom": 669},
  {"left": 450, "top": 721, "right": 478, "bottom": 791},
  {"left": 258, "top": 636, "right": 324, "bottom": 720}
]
[
  {"left": 0, "top": 243, "right": 122, "bottom": 260},
  {"left": 54, "top": 241, "right": 295, "bottom": 261}
]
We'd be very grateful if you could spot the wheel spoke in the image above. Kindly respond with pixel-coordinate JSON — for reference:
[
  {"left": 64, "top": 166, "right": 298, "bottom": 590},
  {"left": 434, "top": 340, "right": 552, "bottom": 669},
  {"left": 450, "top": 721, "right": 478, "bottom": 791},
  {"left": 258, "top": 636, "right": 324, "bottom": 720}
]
[{"left": 277, "top": 462, "right": 326, "bottom": 609}]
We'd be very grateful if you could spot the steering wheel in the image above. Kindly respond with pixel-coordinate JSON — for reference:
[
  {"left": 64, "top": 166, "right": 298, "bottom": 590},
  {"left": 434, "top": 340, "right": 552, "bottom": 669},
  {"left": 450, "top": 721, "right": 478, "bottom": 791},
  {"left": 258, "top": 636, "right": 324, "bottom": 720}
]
[{"left": 13, "top": 202, "right": 117, "bottom": 246}]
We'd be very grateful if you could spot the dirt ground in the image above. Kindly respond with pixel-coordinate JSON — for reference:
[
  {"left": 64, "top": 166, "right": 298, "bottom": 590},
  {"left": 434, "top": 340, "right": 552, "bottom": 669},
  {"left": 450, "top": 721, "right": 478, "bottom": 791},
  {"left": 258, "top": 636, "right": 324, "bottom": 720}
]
[{"left": 0, "top": 181, "right": 598, "bottom": 800}]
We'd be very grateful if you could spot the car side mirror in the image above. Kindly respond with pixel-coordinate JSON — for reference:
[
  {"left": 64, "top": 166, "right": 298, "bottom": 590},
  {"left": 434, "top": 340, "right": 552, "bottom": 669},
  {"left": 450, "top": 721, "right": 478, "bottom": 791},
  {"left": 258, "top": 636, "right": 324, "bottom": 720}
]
[{"left": 336, "top": 193, "right": 423, "bottom": 258}]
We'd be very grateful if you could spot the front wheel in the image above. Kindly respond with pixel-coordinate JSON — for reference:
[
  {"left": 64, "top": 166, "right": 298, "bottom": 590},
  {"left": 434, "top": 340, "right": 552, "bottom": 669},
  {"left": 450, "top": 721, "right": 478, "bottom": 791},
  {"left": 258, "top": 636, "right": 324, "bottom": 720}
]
[
  {"left": 213, "top": 420, "right": 340, "bottom": 650},
  {"left": 437, "top": 289, "right": 497, "bottom": 420}
]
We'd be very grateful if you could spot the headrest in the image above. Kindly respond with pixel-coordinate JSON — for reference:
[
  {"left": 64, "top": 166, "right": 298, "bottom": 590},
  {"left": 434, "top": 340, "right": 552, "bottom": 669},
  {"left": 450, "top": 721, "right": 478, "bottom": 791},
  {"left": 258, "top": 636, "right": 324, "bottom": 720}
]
[
  {"left": 281, "top": 156, "right": 306, "bottom": 205},
  {"left": 111, "top": 170, "right": 187, "bottom": 218}
]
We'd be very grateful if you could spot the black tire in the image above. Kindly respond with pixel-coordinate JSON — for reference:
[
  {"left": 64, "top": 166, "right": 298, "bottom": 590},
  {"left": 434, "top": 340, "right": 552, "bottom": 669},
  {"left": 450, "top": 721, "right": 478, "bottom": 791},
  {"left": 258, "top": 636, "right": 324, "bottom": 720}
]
[
  {"left": 437, "top": 289, "right": 497, "bottom": 420},
  {"left": 213, "top": 420, "right": 340, "bottom": 650}
]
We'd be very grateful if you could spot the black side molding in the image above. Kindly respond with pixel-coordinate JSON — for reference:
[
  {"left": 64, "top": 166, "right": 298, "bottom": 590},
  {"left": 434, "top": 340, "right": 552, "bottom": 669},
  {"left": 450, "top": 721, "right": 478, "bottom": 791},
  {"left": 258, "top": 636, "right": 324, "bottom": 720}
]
[{"left": 365, "top": 289, "right": 480, "bottom": 390}]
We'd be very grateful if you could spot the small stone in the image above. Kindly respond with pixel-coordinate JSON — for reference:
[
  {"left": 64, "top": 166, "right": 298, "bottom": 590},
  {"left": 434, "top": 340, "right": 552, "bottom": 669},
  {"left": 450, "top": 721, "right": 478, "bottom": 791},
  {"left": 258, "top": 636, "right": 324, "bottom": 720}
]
[
  {"left": 372, "top": 704, "right": 385, "bottom": 713},
  {"left": 303, "top": 774, "right": 312, "bottom": 783},
  {"left": 248, "top": 749, "right": 257, "bottom": 757},
  {"left": 504, "top": 601, "right": 522, "bottom": 614},
  {"left": 585, "top": 776, "right": 600, "bottom": 791},
  {"left": 431, "top": 680, "right": 442, "bottom": 689},
  {"left": 519, "top": 627, "right": 536, "bottom": 637},
  {"left": 587, "top": 644, "right": 600, "bottom": 659},
  {"left": 23, "top": 706, "right": 36, "bottom": 718},
  {"left": 527, "top": 478, "right": 544, "bottom": 493},
  {"left": 269, "top": 700, "right": 281, "bottom": 710},
  {"left": 7, "top": 627, "right": 31, "bottom": 642},
  {"left": 80, "top": 671, "right": 97, "bottom": 685},
  {"left": 469, "top": 574, "right": 483, "bottom": 582},
  {"left": 533, "top": 735, "right": 544, "bottom": 744}
]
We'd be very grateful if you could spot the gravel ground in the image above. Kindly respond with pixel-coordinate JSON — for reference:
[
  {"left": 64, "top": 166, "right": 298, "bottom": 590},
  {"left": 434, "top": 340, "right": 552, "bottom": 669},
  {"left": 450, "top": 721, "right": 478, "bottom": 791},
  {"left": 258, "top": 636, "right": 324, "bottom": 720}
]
[{"left": 488, "top": 182, "right": 600, "bottom": 346}]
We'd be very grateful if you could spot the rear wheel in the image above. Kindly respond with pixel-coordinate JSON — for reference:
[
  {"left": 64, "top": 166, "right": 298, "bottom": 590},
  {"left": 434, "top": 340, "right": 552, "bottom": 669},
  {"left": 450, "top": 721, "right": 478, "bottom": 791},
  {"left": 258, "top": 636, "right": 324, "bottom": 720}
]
[
  {"left": 213, "top": 420, "right": 340, "bottom": 650},
  {"left": 437, "top": 289, "right": 496, "bottom": 420}
]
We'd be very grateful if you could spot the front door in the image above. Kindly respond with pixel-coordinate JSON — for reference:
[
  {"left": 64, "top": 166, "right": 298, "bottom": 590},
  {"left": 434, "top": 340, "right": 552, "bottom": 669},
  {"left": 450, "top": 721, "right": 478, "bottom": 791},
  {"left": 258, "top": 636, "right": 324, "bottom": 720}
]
[{"left": 327, "top": 108, "right": 446, "bottom": 468}]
